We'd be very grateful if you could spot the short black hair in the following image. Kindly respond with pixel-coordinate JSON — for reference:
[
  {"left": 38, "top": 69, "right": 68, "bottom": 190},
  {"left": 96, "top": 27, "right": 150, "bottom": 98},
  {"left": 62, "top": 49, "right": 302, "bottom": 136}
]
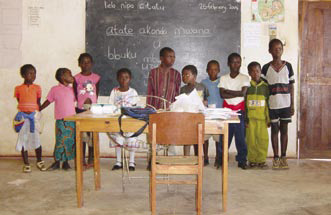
[
  {"left": 227, "top": 53, "right": 241, "bottom": 64},
  {"left": 117, "top": 68, "right": 132, "bottom": 79},
  {"left": 247, "top": 61, "right": 261, "bottom": 72},
  {"left": 206, "top": 60, "right": 220, "bottom": 71},
  {"left": 269, "top": 38, "right": 283, "bottom": 50},
  {"left": 160, "top": 47, "right": 174, "bottom": 57},
  {"left": 182, "top": 65, "right": 198, "bottom": 77},
  {"left": 55, "top": 68, "right": 69, "bottom": 83},
  {"left": 20, "top": 64, "right": 36, "bottom": 77},
  {"left": 78, "top": 53, "right": 93, "bottom": 64}
]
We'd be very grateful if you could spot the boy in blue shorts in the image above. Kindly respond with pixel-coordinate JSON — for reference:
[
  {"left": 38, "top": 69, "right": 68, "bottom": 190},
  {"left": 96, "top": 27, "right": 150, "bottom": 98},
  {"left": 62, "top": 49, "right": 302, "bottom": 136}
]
[
  {"left": 201, "top": 60, "right": 223, "bottom": 168},
  {"left": 261, "top": 39, "right": 295, "bottom": 170}
]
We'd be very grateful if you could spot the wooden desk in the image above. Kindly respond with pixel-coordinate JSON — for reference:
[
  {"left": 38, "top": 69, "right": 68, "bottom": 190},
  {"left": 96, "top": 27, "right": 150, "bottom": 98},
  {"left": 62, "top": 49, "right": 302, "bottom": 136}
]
[{"left": 65, "top": 111, "right": 239, "bottom": 212}]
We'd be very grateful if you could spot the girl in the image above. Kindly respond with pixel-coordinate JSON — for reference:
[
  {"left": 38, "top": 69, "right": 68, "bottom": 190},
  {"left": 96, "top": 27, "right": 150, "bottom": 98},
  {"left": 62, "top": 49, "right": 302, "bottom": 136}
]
[
  {"left": 108, "top": 68, "right": 139, "bottom": 171},
  {"left": 14, "top": 64, "right": 46, "bottom": 173},
  {"left": 73, "top": 53, "right": 100, "bottom": 168},
  {"left": 40, "top": 68, "right": 76, "bottom": 170}
]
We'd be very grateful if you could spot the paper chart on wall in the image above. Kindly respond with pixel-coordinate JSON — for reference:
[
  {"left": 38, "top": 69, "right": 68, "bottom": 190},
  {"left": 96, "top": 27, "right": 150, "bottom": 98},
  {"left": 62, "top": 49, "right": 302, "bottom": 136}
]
[
  {"left": 0, "top": 0, "right": 22, "bottom": 69},
  {"left": 243, "top": 23, "right": 262, "bottom": 48}
]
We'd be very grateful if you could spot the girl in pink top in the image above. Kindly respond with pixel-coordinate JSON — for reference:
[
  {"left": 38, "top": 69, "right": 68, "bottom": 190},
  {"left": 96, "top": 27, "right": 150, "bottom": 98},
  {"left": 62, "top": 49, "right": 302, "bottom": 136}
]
[
  {"left": 73, "top": 53, "right": 100, "bottom": 168},
  {"left": 40, "top": 68, "right": 76, "bottom": 171}
]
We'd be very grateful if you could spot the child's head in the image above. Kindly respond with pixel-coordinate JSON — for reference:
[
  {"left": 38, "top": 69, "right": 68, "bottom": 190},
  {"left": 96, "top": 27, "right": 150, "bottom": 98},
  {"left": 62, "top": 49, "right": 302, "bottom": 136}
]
[
  {"left": 117, "top": 68, "right": 132, "bottom": 89},
  {"left": 206, "top": 60, "right": 220, "bottom": 81},
  {"left": 247, "top": 61, "right": 262, "bottom": 83},
  {"left": 182, "top": 65, "right": 197, "bottom": 85},
  {"left": 55, "top": 68, "right": 74, "bottom": 85},
  {"left": 78, "top": 53, "right": 93, "bottom": 72},
  {"left": 160, "top": 47, "right": 175, "bottom": 67},
  {"left": 227, "top": 53, "right": 242, "bottom": 73},
  {"left": 20, "top": 64, "right": 36, "bottom": 84},
  {"left": 268, "top": 38, "right": 283, "bottom": 59}
]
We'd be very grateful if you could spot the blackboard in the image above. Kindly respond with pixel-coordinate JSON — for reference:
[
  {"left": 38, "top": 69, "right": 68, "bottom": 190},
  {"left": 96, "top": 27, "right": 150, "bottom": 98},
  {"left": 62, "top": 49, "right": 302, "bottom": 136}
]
[{"left": 86, "top": 0, "right": 241, "bottom": 96}]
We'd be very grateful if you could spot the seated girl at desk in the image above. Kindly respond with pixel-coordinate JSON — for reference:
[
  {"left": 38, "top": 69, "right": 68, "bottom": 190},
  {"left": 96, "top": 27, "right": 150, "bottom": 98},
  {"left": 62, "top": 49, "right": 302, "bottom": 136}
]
[{"left": 108, "top": 68, "right": 139, "bottom": 171}]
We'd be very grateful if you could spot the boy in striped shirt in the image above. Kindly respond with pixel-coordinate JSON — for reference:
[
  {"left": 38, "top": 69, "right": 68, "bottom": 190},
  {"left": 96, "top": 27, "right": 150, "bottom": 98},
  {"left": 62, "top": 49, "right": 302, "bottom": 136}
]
[{"left": 261, "top": 39, "right": 295, "bottom": 170}]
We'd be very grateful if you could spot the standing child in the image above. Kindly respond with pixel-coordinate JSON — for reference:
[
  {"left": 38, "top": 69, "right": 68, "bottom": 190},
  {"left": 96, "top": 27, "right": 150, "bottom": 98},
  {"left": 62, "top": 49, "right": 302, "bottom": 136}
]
[
  {"left": 218, "top": 53, "right": 250, "bottom": 169},
  {"left": 146, "top": 47, "right": 181, "bottom": 166},
  {"left": 261, "top": 39, "right": 295, "bottom": 170},
  {"left": 108, "top": 68, "right": 139, "bottom": 171},
  {"left": 245, "top": 62, "right": 270, "bottom": 169},
  {"left": 73, "top": 53, "right": 100, "bottom": 168},
  {"left": 201, "top": 60, "right": 223, "bottom": 167},
  {"left": 147, "top": 47, "right": 181, "bottom": 110},
  {"left": 40, "top": 68, "right": 76, "bottom": 170},
  {"left": 180, "top": 65, "right": 209, "bottom": 156},
  {"left": 14, "top": 64, "right": 46, "bottom": 173}
]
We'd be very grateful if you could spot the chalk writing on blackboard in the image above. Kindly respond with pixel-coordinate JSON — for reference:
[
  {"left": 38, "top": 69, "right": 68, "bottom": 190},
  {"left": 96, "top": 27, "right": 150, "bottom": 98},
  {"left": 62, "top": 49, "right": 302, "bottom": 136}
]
[{"left": 87, "top": 0, "right": 241, "bottom": 95}]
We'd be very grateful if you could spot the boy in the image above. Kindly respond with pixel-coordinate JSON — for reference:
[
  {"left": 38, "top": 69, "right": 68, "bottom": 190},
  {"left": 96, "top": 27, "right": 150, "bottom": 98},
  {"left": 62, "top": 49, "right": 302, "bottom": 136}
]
[
  {"left": 146, "top": 47, "right": 181, "bottom": 166},
  {"left": 180, "top": 65, "right": 209, "bottom": 156},
  {"left": 245, "top": 62, "right": 270, "bottom": 169},
  {"left": 218, "top": 53, "right": 250, "bottom": 169},
  {"left": 147, "top": 47, "right": 181, "bottom": 110},
  {"left": 261, "top": 39, "right": 295, "bottom": 170},
  {"left": 201, "top": 60, "right": 223, "bottom": 167}
]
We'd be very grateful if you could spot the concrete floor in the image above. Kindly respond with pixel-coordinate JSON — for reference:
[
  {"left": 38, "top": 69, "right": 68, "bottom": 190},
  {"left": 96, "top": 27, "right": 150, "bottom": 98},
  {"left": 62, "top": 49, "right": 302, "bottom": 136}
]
[{"left": 1, "top": 157, "right": 331, "bottom": 215}]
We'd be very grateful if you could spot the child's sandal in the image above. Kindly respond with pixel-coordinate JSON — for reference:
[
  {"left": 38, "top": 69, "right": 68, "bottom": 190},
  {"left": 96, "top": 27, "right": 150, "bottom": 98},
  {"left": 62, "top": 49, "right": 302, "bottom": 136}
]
[
  {"left": 23, "top": 165, "right": 31, "bottom": 173},
  {"left": 36, "top": 161, "right": 47, "bottom": 171}
]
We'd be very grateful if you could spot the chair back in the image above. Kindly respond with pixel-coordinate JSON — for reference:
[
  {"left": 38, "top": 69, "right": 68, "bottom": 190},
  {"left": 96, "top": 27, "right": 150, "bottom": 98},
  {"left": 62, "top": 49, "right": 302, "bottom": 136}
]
[{"left": 149, "top": 112, "right": 205, "bottom": 145}]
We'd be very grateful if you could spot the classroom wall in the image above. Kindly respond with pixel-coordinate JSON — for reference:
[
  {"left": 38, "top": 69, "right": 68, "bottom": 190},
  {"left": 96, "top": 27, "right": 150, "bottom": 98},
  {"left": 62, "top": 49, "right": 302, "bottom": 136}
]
[
  {"left": 0, "top": 0, "right": 298, "bottom": 158},
  {"left": 241, "top": 0, "right": 298, "bottom": 157}
]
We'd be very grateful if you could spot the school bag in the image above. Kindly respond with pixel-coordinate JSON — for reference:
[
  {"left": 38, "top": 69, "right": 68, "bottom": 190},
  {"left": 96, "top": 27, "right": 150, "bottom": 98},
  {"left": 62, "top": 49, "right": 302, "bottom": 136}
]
[{"left": 118, "top": 107, "right": 156, "bottom": 138}]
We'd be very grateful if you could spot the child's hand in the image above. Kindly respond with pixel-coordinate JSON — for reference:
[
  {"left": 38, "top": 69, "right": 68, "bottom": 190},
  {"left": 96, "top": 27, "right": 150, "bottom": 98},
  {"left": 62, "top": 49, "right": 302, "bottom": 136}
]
[
  {"left": 266, "top": 120, "right": 271, "bottom": 128},
  {"left": 290, "top": 105, "right": 295, "bottom": 116},
  {"left": 84, "top": 98, "right": 92, "bottom": 105}
]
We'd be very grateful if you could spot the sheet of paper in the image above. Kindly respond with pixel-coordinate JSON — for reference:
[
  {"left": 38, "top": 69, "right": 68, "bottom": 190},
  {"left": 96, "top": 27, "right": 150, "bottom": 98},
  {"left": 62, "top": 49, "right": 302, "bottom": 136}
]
[{"left": 243, "top": 22, "right": 262, "bottom": 48}]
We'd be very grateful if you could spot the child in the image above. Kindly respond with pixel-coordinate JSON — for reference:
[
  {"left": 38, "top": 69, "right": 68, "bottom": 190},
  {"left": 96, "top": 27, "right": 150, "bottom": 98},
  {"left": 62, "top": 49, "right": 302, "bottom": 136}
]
[
  {"left": 146, "top": 47, "right": 181, "bottom": 167},
  {"left": 14, "top": 64, "right": 46, "bottom": 173},
  {"left": 147, "top": 47, "right": 181, "bottom": 110},
  {"left": 108, "top": 68, "right": 139, "bottom": 171},
  {"left": 218, "top": 53, "right": 250, "bottom": 170},
  {"left": 245, "top": 62, "right": 270, "bottom": 169},
  {"left": 261, "top": 39, "right": 295, "bottom": 170},
  {"left": 180, "top": 65, "right": 209, "bottom": 156},
  {"left": 73, "top": 53, "right": 100, "bottom": 168},
  {"left": 201, "top": 60, "right": 223, "bottom": 167},
  {"left": 40, "top": 68, "right": 76, "bottom": 170}
]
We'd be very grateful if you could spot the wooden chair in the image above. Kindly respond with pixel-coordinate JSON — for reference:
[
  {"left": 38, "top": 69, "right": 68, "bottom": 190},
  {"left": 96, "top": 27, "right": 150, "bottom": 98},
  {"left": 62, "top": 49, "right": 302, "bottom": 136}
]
[{"left": 149, "top": 112, "right": 204, "bottom": 215}]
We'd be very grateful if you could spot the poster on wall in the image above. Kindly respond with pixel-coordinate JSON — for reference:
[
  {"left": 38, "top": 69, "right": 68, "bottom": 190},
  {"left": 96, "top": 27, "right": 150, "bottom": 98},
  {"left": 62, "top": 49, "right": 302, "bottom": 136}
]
[
  {"left": 0, "top": 0, "right": 22, "bottom": 69},
  {"left": 251, "top": 0, "right": 284, "bottom": 23}
]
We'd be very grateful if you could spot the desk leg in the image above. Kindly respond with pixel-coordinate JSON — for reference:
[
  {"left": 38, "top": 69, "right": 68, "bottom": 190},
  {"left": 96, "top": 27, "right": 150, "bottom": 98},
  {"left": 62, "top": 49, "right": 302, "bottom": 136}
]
[
  {"left": 93, "top": 132, "right": 101, "bottom": 190},
  {"left": 76, "top": 121, "right": 83, "bottom": 207},
  {"left": 222, "top": 123, "right": 229, "bottom": 212}
]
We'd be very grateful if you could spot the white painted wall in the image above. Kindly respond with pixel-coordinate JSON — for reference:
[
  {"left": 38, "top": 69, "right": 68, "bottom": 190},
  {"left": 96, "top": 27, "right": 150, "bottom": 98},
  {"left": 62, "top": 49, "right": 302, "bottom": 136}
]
[{"left": 0, "top": 0, "right": 298, "bottom": 158}]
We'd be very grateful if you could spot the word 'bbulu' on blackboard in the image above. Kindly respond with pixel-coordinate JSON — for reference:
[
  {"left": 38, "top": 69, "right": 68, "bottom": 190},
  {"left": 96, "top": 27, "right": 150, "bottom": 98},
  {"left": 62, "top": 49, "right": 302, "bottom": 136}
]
[{"left": 86, "top": 0, "right": 241, "bottom": 96}]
